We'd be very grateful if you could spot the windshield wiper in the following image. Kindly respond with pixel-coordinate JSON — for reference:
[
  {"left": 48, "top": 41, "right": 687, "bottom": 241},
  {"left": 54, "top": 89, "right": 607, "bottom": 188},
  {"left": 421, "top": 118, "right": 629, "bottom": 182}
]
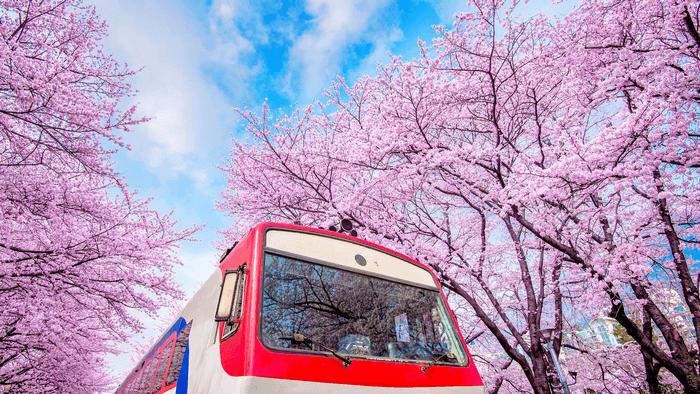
[
  {"left": 280, "top": 333, "right": 352, "bottom": 368},
  {"left": 421, "top": 352, "right": 455, "bottom": 373}
]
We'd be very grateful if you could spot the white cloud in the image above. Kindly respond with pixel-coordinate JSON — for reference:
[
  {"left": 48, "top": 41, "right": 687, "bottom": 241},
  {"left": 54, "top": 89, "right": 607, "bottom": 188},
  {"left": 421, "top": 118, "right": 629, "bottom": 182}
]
[
  {"left": 215, "top": 1, "right": 237, "bottom": 25},
  {"left": 87, "top": 0, "right": 248, "bottom": 188},
  {"left": 209, "top": 0, "right": 270, "bottom": 44},
  {"left": 286, "top": 0, "right": 395, "bottom": 102}
]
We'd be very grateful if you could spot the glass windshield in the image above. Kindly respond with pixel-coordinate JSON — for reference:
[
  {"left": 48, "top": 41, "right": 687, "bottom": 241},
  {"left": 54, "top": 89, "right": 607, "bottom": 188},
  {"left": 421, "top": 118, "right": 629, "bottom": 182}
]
[{"left": 260, "top": 253, "right": 467, "bottom": 364}]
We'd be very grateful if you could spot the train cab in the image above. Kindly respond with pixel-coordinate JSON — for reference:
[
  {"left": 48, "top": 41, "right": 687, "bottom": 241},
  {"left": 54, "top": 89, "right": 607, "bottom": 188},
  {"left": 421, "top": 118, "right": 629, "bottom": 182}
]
[{"left": 116, "top": 222, "right": 484, "bottom": 394}]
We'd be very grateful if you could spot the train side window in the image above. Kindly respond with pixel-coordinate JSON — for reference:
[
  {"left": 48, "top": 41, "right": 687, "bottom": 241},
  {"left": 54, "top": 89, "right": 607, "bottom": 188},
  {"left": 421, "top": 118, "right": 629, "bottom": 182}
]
[
  {"left": 140, "top": 361, "right": 153, "bottom": 394},
  {"left": 130, "top": 369, "right": 143, "bottom": 394},
  {"left": 153, "top": 338, "right": 174, "bottom": 392},
  {"left": 216, "top": 265, "right": 247, "bottom": 340},
  {"left": 164, "top": 321, "right": 193, "bottom": 387},
  {"left": 145, "top": 351, "right": 161, "bottom": 394},
  {"left": 129, "top": 376, "right": 138, "bottom": 394},
  {"left": 126, "top": 376, "right": 135, "bottom": 394},
  {"left": 122, "top": 376, "right": 134, "bottom": 394}
]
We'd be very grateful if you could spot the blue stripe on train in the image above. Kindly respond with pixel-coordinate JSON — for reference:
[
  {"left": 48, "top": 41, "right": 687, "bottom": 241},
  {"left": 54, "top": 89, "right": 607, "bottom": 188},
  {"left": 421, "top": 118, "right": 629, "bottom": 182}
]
[
  {"left": 175, "top": 342, "right": 190, "bottom": 394},
  {"left": 146, "top": 317, "right": 187, "bottom": 361},
  {"left": 168, "top": 318, "right": 187, "bottom": 340}
]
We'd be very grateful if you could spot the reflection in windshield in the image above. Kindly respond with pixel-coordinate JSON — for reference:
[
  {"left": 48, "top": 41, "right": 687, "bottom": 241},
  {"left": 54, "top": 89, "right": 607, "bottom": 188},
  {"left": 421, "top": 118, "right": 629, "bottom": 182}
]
[{"left": 260, "top": 254, "right": 466, "bottom": 363}]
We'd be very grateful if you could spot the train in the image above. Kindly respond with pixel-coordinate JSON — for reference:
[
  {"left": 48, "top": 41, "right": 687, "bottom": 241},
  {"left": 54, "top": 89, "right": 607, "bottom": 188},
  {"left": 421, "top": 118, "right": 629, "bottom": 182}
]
[{"left": 115, "top": 222, "right": 484, "bottom": 393}]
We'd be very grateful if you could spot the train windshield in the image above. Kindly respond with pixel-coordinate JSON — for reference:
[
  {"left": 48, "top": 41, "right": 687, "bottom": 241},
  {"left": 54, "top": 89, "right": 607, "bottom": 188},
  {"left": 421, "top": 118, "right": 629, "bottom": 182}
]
[{"left": 260, "top": 253, "right": 467, "bottom": 364}]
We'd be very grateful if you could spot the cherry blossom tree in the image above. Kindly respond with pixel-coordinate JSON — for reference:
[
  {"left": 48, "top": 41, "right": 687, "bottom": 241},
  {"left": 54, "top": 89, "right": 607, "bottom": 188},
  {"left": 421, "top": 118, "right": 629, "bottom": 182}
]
[
  {"left": 220, "top": 0, "right": 700, "bottom": 392},
  {"left": 505, "top": 0, "right": 700, "bottom": 391},
  {"left": 393, "top": 0, "right": 700, "bottom": 389},
  {"left": 0, "top": 1, "right": 198, "bottom": 392}
]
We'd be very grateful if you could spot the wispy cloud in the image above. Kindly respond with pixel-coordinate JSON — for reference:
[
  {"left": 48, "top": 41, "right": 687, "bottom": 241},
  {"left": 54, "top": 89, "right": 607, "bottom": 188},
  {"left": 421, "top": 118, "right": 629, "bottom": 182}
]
[
  {"left": 209, "top": 0, "right": 273, "bottom": 45},
  {"left": 89, "top": 0, "right": 249, "bottom": 188},
  {"left": 285, "top": 0, "right": 396, "bottom": 102}
]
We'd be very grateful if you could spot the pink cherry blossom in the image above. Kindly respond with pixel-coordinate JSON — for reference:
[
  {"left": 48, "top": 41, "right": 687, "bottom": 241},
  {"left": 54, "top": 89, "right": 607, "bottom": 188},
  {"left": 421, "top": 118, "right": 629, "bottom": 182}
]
[{"left": 0, "top": 1, "right": 199, "bottom": 392}]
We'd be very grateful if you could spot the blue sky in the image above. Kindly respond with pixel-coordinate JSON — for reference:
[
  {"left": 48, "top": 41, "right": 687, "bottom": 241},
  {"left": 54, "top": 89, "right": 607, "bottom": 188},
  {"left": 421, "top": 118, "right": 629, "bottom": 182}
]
[{"left": 85, "top": 0, "right": 575, "bottom": 376}]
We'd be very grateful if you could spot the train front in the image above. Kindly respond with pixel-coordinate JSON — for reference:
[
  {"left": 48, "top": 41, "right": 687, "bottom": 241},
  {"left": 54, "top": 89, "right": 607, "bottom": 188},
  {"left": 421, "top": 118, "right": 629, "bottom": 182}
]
[{"left": 218, "top": 223, "right": 484, "bottom": 393}]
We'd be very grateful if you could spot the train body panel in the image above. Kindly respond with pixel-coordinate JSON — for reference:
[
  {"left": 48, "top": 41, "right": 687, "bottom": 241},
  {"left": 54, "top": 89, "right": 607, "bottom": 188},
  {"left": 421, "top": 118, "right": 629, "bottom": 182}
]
[
  {"left": 116, "top": 223, "right": 484, "bottom": 394},
  {"left": 218, "top": 376, "right": 485, "bottom": 394},
  {"left": 177, "top": 270, "right": 224, "bottom": 394},
  {"left": 138, "top": 376, "right": 484, "bottom": 394}
]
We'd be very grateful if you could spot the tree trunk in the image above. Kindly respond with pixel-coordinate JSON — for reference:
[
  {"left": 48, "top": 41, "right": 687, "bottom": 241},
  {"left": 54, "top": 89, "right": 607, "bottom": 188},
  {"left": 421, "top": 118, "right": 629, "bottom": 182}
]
[
  {"left": 510, "top": 207, "right": 700, "bottom": 393},
  {"left": 642, "top": 310, "right": 662, "bottom": 394}
]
